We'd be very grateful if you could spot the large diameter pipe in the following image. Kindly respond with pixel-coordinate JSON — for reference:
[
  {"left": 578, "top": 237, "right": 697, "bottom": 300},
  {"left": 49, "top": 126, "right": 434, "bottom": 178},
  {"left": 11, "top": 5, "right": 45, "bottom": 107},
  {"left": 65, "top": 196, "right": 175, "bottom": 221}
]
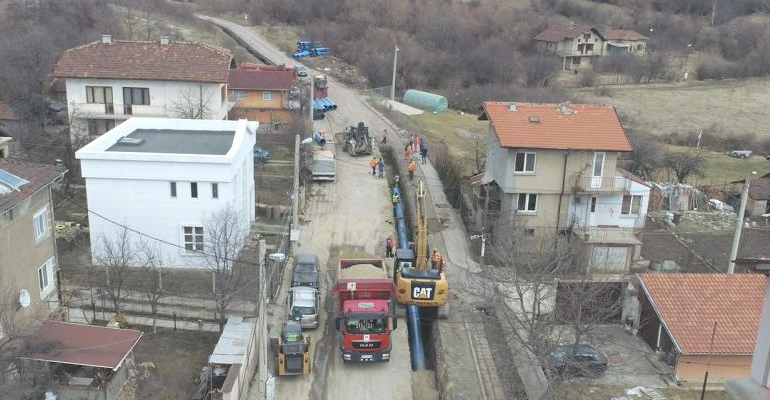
[{"left": 406, "top": 304, "right": 426, "bottom": 370}]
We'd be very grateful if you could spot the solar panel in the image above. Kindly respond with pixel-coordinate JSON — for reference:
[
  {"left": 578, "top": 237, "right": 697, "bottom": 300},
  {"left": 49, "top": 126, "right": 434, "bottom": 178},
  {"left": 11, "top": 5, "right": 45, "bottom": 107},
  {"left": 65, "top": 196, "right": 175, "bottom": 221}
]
[{"left": 0, "top": 168, "right": 29, "bottom": 192}]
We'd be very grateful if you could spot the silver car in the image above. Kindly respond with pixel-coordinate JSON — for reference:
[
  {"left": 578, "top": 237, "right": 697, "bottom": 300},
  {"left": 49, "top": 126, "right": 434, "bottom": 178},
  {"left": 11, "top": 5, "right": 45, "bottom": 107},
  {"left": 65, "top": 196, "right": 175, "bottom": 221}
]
[{"left": 287, "top": 287, "right": 320, "bottom": 329}]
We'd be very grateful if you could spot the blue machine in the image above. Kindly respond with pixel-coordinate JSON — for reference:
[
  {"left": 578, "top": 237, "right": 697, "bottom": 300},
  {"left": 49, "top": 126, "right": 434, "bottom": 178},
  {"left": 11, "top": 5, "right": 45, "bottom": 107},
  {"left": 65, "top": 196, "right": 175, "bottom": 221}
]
[{"left": 392, "top": 186, "right": 427, "bottom": 371}]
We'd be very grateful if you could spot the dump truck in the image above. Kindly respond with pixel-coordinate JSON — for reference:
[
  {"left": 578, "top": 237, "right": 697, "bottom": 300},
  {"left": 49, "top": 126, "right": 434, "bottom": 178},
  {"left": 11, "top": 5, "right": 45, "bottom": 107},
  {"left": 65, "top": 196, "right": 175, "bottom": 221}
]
[
  {"left": 271, "top": 320, "right": 311, "bottom": 376},
  {"left": 333, "top": 259, "right": 397, "bottom": 362}
]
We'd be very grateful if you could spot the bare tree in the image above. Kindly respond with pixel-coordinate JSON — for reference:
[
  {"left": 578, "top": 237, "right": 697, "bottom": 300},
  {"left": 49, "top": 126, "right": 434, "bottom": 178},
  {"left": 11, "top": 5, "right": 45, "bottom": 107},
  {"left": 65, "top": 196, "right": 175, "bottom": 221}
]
[
  {"left": 136, "top": 244, "right": 171, "bottom": 334},
  {"left": 0, "top": 281, "right": 37, "bottom": 397},
  {"left": 624, "top": 132, "right": 663, "bottom": 181},
  {"left": 170, "top": 84, "right": 216, "bottom": 119},
  {"left": 203, "top": 204, "right": 250, "bottom": 331},
  {"left": 93, "top": 227, "right": 146, "bottom": 314},
  {"left": 663, "top": 150, "right": 706, "bottom": 183}
]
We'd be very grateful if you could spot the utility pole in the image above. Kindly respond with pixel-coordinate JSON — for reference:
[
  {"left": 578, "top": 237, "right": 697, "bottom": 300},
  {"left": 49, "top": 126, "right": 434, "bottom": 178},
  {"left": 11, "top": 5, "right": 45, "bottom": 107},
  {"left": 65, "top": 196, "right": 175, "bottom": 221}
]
[
  {"left": 710, "top": 0, "right": 717, "bottom": 27},
  {"left": 391, "top": 46, "right": 399, "bottom": 101},
  {"left": 308, "top": 77, "right": 314, "bottom": 136},
  {"left": 291, "top": 134, "right": 300, "bottom": 244},
  {"left": 728, "top": 171, "right": 755, "bottom": 273},
  {"left": 700, "top": 321, "right": 718, "bottom": 400},
  {"left": 256, "top": 239, "right": 267, "bottom": 399}
]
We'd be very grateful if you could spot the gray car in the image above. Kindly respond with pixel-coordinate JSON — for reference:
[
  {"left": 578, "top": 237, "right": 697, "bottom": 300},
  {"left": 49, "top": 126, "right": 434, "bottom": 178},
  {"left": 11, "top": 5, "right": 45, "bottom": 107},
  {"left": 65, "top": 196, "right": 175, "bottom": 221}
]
[
  {"left": 544, "top": 344, "right": 608, "bottom": 378},
  {"left": 287, "top": 287, "right": 321, "bottom": 329},
  {"left": 292, "top": 253, "right": 319, "bottom": 289}
]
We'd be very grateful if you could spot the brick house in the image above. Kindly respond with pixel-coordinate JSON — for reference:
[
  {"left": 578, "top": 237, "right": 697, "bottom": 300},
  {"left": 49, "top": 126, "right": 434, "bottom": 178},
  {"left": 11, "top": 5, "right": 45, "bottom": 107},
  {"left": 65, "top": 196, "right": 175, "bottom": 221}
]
[
  {"left": 227, "top": 65, "right": 299, "bottom": 125},
  {"left": 535, "top": 24, "right": 648, "bottom": 70}
]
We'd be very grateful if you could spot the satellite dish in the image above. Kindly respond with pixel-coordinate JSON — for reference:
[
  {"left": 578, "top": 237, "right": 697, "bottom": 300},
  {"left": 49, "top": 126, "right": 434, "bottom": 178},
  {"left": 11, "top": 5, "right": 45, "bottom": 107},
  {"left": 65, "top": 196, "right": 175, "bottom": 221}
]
[{"left": 18, "top": 289, "right": 31, "bottom": 308}]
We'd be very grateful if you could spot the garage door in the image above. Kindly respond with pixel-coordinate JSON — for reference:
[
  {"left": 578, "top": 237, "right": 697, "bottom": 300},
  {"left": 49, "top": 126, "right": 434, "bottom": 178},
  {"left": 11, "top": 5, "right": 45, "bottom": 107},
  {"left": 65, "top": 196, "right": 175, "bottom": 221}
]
[{"left": 592, "top": 246, "right": 628, "bottom": 272}]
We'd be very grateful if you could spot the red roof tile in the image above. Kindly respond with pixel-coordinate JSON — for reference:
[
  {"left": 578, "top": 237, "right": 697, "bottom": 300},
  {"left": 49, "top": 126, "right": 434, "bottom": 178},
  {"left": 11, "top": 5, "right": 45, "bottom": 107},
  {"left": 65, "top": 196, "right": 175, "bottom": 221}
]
[
  {"left": 53, "top": 40, "right": 232, "bottom": 83},
  {"left": 0, "top": 159, "right": 66, "bottom": 214},
  {"left": 534, "top": 24, "right": 602, "bottom": 42},
  {"left": 640, "top": 273, "right": 767, "bottom": 355},
  {"left": 27, "top": 322, "right": 142, "bottom": 370},
  {"left": 604, "top": 29, "right": 649, "bottom": 41},
  {"left": 0, "top": 101, "right": 18, "bottom": 120},
  {"left": 228, "top": 70, "right": 294, "bottom": 91},
  {"left": 481, "top": 102, "right": 632, "bottom": 151}
]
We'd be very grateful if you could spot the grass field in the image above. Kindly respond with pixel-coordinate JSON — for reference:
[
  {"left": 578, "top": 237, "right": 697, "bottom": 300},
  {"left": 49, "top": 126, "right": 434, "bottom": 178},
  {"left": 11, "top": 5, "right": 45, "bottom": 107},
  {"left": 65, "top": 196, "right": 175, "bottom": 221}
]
[
  {"left": 576, "top": 78, "right": 770, "bottom": 137},
  {"left": 663, "top": 145, "right": 770, "bottom": 186}
]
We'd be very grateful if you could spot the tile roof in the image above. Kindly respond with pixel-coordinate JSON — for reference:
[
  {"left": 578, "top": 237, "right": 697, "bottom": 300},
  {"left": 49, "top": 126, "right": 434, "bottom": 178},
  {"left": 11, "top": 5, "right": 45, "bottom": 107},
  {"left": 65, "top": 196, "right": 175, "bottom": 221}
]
[
  {"left": 534, "top": 24, "right": 602, "bottom": 42},
  {"left": 749, "top": 176, "right": 770, "bottom": 201},
  {"left": 53, "top": 40, "right": 232, "bottom": 83},
  {"left": 0, "top": 101, "right": 18, "bottom": 120},
  {"left": 617, "top": 168, "right": 652, "bottom": 187},
  {"left": 639, "top": 273, "right": 767, "bottom": 355},
  {"left": 0, "top": 158, "right": 66, "bottom": 214},
  {"left": 604, "top": 29, "right": 649, "bottom": 41},
  {"left": 481, "top": 102, "right": 632, "bottom": 151},
  {"left": 228, "top": 70, "right": 294, "bottom": 91},
  {"left": 27, "top": 322, "right": 142, "bottom": 370}
]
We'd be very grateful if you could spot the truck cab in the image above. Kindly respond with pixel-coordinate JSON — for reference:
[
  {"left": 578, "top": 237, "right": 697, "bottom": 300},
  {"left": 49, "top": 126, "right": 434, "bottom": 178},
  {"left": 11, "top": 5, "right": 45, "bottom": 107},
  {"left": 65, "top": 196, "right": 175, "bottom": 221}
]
[{"left": 287, "top": 287, "right": 321, "bottom": 329}]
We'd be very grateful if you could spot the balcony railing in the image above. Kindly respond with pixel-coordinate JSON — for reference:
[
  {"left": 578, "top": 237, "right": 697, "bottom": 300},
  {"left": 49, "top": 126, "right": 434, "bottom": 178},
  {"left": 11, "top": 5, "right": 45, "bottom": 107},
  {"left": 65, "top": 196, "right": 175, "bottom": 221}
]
[
  {"left": 71, "top": 102, "right": 171, "bottom": 118},
  {"left": 573, "top": 226, "right": 641, "bottom": 244},
  {"left": 572, "top": 175, "right": 633, "bottom": 193}
]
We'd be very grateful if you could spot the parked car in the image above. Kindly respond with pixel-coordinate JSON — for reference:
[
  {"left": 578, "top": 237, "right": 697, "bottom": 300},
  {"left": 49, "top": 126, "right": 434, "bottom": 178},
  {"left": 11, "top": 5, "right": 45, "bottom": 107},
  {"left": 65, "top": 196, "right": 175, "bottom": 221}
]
[
  {"left": 286, "top": 286, "right": 321, "bottom": 329},
  {"left": 544, "top": 344, "right": 608, "bottom": 378},
  {"left": 296, "top": 66, "right": 308, "bottom": 77},
  {"left": 292, "top": 253, "right": 320, "bottom": 288},
  {"left": 254, "top": 146, "right": 270, "bottom": 163},
  {"left": 730, "top": 150, "right": 752, "bottom": 159}
]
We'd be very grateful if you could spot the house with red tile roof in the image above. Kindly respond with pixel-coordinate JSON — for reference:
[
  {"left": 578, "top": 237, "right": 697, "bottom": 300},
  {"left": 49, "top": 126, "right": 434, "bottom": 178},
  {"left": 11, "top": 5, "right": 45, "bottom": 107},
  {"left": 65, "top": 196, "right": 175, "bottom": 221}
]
[
  {"left": 534, "top": 23, "right": 648, "bottom": 70},
  {"left": 52, "top": 35, "right": 233, "bottom": 140},
  {"left": 637, "top": 273, "right": 767, "bottom": 383},
  {"left": 227, "top": 65, "right": 300, "bottom": 125},
  {"left": 731, "top": 172, "right": 770, "bottom": 218},
  {"left": 478, "top": 101, "right": 650, "bottom": 273},
  {"left": 0, "top": 159, "right": 66, "bottom": 336}
]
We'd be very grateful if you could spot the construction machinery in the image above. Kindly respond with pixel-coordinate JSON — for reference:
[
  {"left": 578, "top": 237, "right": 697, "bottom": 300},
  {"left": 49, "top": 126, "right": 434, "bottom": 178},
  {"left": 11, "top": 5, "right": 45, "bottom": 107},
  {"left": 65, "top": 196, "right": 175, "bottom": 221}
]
[
  {"left": 393, "top": 180, "right": 448, "bottom": 307},
  {"left": 333, "top": 259, "right": 398, "bottom": 362},
  {"left": 340, "top": 122, "right": 373, "bottom": 156},
  {"left": 271, "top": 320, "right": 311, "bottom": 376}
]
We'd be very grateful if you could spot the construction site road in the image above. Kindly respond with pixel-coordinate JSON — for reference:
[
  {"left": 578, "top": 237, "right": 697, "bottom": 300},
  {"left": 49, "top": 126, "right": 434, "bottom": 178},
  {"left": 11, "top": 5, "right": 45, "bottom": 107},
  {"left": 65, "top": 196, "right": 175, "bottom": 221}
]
[{"left": 197, "top": 15, "right": 421, "bottom": 400}]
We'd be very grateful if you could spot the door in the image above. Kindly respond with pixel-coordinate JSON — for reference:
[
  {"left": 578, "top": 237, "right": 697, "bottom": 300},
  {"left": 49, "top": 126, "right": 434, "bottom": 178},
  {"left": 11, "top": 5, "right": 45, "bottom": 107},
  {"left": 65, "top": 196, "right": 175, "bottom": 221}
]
[{"left": 591, "top": 152, "right": 605, "bottom": 189}]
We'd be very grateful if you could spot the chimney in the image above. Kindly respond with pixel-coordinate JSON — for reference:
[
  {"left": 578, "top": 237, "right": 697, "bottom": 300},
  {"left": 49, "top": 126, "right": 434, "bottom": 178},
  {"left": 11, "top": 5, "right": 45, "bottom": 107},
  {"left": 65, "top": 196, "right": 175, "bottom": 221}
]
[
  {"left": 160, "top": 36, "right": 170, "bottom": 45},
  {"left": 559, "top": 102, "right": 572, "bottom": 115},
  {"left": 509, "top": 103, "right": 517, "bottom": 112},
  {"left": 101, "top": 34, "right": 112, "bottom": 45}
]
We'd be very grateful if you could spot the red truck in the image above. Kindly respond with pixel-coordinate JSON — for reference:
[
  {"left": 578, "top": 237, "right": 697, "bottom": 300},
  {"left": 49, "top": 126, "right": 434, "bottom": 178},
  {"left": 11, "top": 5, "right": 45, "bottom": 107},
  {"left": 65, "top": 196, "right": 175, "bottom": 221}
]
[{"left": 333, "top": 259, "right": 398, "bottom": 362}]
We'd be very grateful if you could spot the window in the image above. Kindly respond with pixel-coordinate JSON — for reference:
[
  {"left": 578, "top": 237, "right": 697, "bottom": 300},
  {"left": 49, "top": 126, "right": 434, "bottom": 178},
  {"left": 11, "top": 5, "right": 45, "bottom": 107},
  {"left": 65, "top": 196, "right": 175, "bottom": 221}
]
[
  {"left": 212, "top": 183, "right": 218, "bottom": 199},
  {"left": 586, "top": 44, "right": 594, "bottom": 52},
  {"left": 37, "top": 258, "right": 55, "bottom": 297},
  {"left": 122, "top": 87, "right": 150, "bottom": 105},
  {"left": 86, "top": 86, "right": 113, "bottom": 104},
  {"left": 514, "top": 152, "right": 536, "bottom": 173},
  {"left": 583, "top": 33, "right": 591, "bottom": 40},
  {"left": 33, "top": 207, "right": 50, "bottom": 241},
  {"left": 621, "top": 195, "right": 643, "bottom": 215},
  {"left": 636, "top": 44, "right": 643, "bottom": 51},
  {"left": 516, "top": 193, "right": 537, "bottom": 213},
  {"left": 221, "top": 85, "right": 227, "bottom": 103},
  {"left": 183, "top": 226, "right": 204, "bottom": 251},
  {"left": 170, "top": 182, "right": 177, "bottom": 197},
  {"left": 573, "top": 56, "right": 581, "bottom": 65},
  {"left": 590, "top": 196, "right": 597, "bottom": 212},
  {"left": 87, "top": 119, "right": 117, "bottom": 137},
  {"left": 263, "top": 91, "right": 274, "bottom": 101},
  {"left": 230, "top": 91, "right": 245, "bottom": 101},
  {"left": 191, "top": 182, "right": 198, "bottom": 198}
]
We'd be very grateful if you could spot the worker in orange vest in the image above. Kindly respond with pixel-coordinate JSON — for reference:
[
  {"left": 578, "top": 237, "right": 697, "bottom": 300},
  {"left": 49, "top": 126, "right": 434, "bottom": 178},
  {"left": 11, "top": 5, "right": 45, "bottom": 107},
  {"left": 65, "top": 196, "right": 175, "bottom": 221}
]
[
  {"left": 369, "top": 157, "right": 377, "bottom": 176},
  {"left": 413, "top": 135, "right": 419, "bottom": 153},
  {"left": 381, "top": 129, "right": 387, "bottom": 145},
  {"left": 431, "top": 248, "right": 446, "bottom": 272},
  {"left": 407, "top": 159, "right": 415, "bottom": 180}
]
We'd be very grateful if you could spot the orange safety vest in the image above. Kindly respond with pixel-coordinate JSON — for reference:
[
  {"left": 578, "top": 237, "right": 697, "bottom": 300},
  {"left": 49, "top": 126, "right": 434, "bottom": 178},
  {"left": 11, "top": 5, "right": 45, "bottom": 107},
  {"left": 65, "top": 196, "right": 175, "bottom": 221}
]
[
  {"left": 370, "top": 159, "right": 378, "bottom": 168},
  {"left": 408, "top": 162, "right": 415, "bottom": 172}
]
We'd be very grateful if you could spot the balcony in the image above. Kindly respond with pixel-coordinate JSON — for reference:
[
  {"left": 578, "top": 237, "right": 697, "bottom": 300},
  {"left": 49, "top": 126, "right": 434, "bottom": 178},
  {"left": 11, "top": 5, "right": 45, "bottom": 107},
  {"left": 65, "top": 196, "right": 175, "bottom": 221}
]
[
  {"left": 574, "top": 226, "right": 641, "bottom": 245},
  {"left": 70, "top": 102, "right": 171, "bottom": 119},
  {"left": 572, "top": 174, "right": 633, "bottom": 193}
]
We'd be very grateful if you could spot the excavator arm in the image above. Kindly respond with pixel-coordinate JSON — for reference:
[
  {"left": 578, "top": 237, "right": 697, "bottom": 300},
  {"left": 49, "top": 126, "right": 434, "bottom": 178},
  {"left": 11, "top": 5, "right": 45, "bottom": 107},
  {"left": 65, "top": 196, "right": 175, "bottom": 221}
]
[{"left": 415, "top": 180, "right": 428, "bottom": 270}]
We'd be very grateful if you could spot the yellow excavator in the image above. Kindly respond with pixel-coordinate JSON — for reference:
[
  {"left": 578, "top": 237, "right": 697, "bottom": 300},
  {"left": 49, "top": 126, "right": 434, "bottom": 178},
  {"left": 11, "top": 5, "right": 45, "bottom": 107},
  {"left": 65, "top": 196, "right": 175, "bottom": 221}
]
[{"left": 394, "top": 180, "right": 448, "bottom": 307}]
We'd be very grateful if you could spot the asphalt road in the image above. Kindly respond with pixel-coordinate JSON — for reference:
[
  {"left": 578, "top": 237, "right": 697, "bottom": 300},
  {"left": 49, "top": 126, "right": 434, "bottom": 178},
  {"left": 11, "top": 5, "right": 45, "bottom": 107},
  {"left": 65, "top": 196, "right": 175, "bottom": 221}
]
[{"left": 197, "top": 15, "right": 418, "bottom": 400}]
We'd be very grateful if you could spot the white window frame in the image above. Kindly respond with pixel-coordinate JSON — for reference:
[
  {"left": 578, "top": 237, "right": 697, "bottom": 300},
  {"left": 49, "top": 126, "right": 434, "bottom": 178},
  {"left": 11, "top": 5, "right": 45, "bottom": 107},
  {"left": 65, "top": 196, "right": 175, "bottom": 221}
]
[
  {"left": 513, "top": 152, "right": 537, "bottom": 174},
  {"left": 231, "top": 91, "right": 245, "bottom": 101},
  {"left": 182, "top": 225, "right": 204, "bottom": 253},
  {"left": 515, "top": 193, "right": 538, "bottom": 213},
  {"left": 33, "top": 207, "right": 50, "bottom": 242},
  {"left": 263, "top": 91, "right": 274, "bottom": 101},
  {"left": 621, "top": 194, "right": 643, "bottom": 215},
  {"left": 38, "top": 258, "right": 55, "bottom": 298}
]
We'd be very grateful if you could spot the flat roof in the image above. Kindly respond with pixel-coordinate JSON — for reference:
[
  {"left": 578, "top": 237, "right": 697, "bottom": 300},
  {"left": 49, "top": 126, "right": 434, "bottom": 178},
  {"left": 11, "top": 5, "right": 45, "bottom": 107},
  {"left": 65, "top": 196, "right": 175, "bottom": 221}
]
[
  {"left": 210, "top": 317, "right": 255, "bottom": 365},
  {"left": 106, "top": 128, "right": 235, "bottom": 155}
]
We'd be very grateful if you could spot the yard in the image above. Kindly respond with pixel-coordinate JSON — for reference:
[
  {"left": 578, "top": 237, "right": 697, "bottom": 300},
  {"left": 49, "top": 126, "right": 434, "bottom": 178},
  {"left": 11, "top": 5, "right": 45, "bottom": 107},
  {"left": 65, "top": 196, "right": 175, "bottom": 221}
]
[
  {"left": 661, "top": 145, "right": 770, "bottom": 186},
  {"left": 132, "top": 327, "right": 219, "bottom": 400}
]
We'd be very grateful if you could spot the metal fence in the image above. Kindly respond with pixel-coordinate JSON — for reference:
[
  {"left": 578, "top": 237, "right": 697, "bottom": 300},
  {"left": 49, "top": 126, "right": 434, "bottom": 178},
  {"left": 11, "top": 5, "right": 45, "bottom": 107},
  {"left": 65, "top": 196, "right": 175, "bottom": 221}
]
[{"left": 367, "top": 86, "right": 395, "bottom": 106}]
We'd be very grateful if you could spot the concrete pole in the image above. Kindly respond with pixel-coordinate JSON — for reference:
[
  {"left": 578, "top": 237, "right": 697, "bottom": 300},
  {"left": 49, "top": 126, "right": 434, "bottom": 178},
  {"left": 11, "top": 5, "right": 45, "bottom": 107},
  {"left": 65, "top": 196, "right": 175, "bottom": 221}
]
[
  {"left": 390, "top": 46, "right": 399, "bottom": 101},
  {"left": 308, "top": 77, "right": 314, "bottom": 136},
  {"left": 257, "top": 239, "right": 267, "bottom": 398},
  {"left": 291, "top": 134, "right": 300, "bottom": 242},
  {"left": 728, "top": 171, "right": 755, "bottom": 273}
]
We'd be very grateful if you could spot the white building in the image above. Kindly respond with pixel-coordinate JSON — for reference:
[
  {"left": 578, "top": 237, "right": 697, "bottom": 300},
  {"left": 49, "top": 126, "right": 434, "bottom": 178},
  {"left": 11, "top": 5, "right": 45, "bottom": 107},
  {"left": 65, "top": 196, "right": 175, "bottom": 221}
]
[
  {"left": 76, "top": 117, "right": 257, "bottom": 269},
  {"left": 53, "top": 36, "right": 233, "bottom": 140}
]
